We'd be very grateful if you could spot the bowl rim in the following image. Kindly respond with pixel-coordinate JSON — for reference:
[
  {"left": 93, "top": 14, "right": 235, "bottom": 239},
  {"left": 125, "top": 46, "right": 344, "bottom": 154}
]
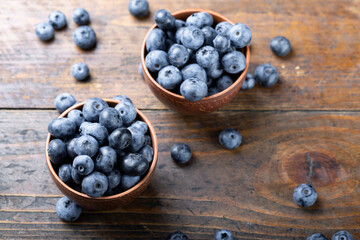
[
  {"left": 45, "top": 98, "right": 158, "bottom": 201},
  {"left": 141, "top": 8, "right": 251, "bottom": 101}
]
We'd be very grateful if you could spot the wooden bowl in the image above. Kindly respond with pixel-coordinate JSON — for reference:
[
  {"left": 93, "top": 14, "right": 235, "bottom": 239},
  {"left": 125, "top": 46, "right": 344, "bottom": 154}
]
[
  {"left": 141, "top": 9, "right": 250, "bottom": 115},
  {"left": 45, "top": 99, "right": 158, "bottom": 211}
]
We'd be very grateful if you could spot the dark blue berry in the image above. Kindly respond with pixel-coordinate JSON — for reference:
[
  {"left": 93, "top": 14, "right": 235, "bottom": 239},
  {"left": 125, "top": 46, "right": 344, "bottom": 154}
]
[
  {"left": 120, "top": 175, "right": 140, "bottom": 190},
  {"left": 107, "top": 169, "right": 121, "bottom": 189},
  {"left": 127, "top": 127, "right": 145, "bottom": 152},
  {"left": 181, "top": 63, "right": 207, "bottom": 83},
  {"left": 227, "top": 23, "right": 252, "bottom": 48},
  {"left": 171, "top": 143, "right": 192, "bottom": 164},
  {"left": 71, "top": 166, "right": 83, "bottom": 184},
  {"left": 99, "top": 107, "right": 123, "bottom": 133},
  {"left": 331, "top": 231, "right": 353, "bottom": 240},
  {"left": 219, "top": 128, "right": 242, "bottom": 150},
  {"left": 71, "top": 62, "right": 90, "bottom": 81},
  {"left": 217, "top": 75, "right": 233, "bottom": 91},
  {"left": 49, "top": 11, "right": 67, "bottom": 30},
  {"left": 58, "top": 163, "right": 72, "bottom": 184},
  {"left": 168, "top": 44, "right": 189, "bottom": 68},
  {"left": 213, "top": 35, "right": 231, "bottom": 54},
  {"left": 144, "top": 135, "right": 152, "bottom": 146},
  {"left": 293, "top": 183, "right": 317, "bottom": 207},
  {"left": 128, "top": 0, "right": 149, "bottom": 18},
  {"left": 145, "top": 50, "right": 169, "bottom": 73},
  {"left": 307, "top": 233, "right": 329, "bottom": 240},
  {"left": 81, "top": 171, "right": 108, "bottom": 198},
  {"left": 74, "top": 135, "right": 99, "bottom": 157},
  {"left": 95, "top": 146, "right": 117, "bottom": 173},
  {"left": 108, "top": 128, "right": 132, "bottom": 150},
  {"left": 56, "top": 196, "right": 82, "bottom": 222},
  {"left": 128, "top": 120, "right": 148, "bottom": 134},
  {"left": 115, "top": 101, "right": 137, "bottom": 126},
  {"left": 241, "top": 73, "right": 255, "bottom": 90},
  {"left": 202, "top": 26, "right": 217, "bottom": 46},
  {"left": 66, "top": 135, "right": 79, "bottom": 159},
  {"left": 146, "top": 28, "right": 166, "bottom": 52},
  {"left": 154, "top": 9, "right": 175, "bottom": 31},
  {"left": 221, "top": 51, "right": 246, "bottom": 74},
  {"left": 48, "top": 139, "right": 68, "bottom": 164},
  {"left": 72, "top": 8, "right": 90, "bottom": 25},
  {"left": 180, "top": 78, "right": 208, "bottom": 102},
  {"left": 48, "top": 118, "right": 76, "bottom": 139},
  {"left": 254, "top": 63, "right": 279, "bottom": 87},
  {"left": 82, "top": 97, "right": 109, "bottom": 122},
  {"left": 181, "top": 26, "right": 204, "bottom": 50},
  {"left": 73, "top": 26, "right": 96, "bottom": 50},
  {"left": 73, "top": 155, "right": 94, "bottom": 176},
  {"left": 35, "top": 22, "right": 54, "bottom": 41},
  {"left": 113, "top": 95, "right": 133, "bottom": 105},
  {"left": 168, "top": 231, "right": 188, "bottom": 240},
  {"left": 270, "top": 36, "right": 291, "bottom": 57},
  {"left": 54, "top": 93, "right": 76, "bottom": 113},
  {"left": 157, "top": 65, "right": 183, "bottom": 90},
  {"left": 80, "top": 122, "right": 109, "bottom": 146},
  {"left": 175, "top": 19, "right": 185, "bottom": 29},
  {"left": 215, "top": 229, "right": 233, "bottom": 240},
  {"left": 139, "top": 145, "right": 154, "bottom": 163},
  {"left": 120, "top": 153, "right": 149, "bottom": 176},
  {"left": 215, "top": 22, "right": 231, "bottom": 36},
  {"left": 196, "top": 46, "right": 219, "bottom": 69}
]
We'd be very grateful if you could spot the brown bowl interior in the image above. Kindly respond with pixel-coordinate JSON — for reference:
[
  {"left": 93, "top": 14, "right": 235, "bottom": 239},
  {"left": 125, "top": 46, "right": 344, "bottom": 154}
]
[
  {"left": 141, "top": 9, "right": 250, "bottom": 115},
  {"left": 45, "top": 99, "right": 158, "bottom": 211}
]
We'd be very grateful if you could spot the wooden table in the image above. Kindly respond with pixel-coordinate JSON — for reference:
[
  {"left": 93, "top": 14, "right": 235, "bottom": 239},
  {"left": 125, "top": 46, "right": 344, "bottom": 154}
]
[{"left": 0, "top": 0, "right": 359, "bottom": 239}]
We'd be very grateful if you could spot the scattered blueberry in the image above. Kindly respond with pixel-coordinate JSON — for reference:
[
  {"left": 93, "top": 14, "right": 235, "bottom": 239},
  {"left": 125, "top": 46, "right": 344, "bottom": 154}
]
[
  {"left": 196, "top": 46, "right": 219, "bottom": 69},
  {"left": 49, "top": 11, "right": 67, "bottom": 30},
  {"left": 120, "top": 175, "right": 141, "bottom": 190},
  {"left": 67, "top": 109, "right": 85, "bottom": 129},
  {"left": 35, "top": 22, "right": 54, "bottom": 41},
  {"left": 180, "top": 78, "right": 208, "bottom": 101},
  {"left": 72, "top": 62, "right": 90, "bottom": 81},
  {"left": 154, "top": 9, "right": 175, "bottom": 31},
  {"left": 128, "top": 0, "right": 149, "bottom": 18},
  {"left": 99, "top": 107, "right": 123, "bottom": 133},
  {"left": 171, "top": 143, "right": 192, "bottom": 164},
  {"left": 73, "top": 155, "right": 94, "bottom": 176},
  {"left": 213, "top": 35, "right": 231, "bottom": 54},
  {"left": 214, "top": 229, "right": 233, "bottom": 240},
  {"left": 168, "top": 231, "right": 188, "bottom": 240},
  {"left": 107, "top": 169, "right": 121, "bottom": 189},
  {"left": 181, "top": 63, "right": 207, "bottom": 83},
  {"left": 157, "top": 65, "right": 183, "bottom": 90},
  {"left": 293, "top": 183, "right": 318, "bottom": 207},
  {"left": 331, "top": 231, "right": 353, "bottom": 240},
  {"left": 95, "top": 146, "right": 117, "bottom": 173},
  {"left": 115, "top": 101, "right": 137, "bottom": 126},
  {"left": 54, "top": 93, "right": 76, "bottom": 113},
  {"left": 48, "top": 139, "right": 68, "bottom": 164},
  {"left": 48, "top": 118, "right": 76, "bottom": 139},
  {"left": 58, "top": 163, "right": 72, "bottom": 184},
  {"left": 202, "top": 26, "right": 217, "bottom": 46},
  {"left": 221, "top": 51, "right": 246, "bottom": 74},
  {"left": 73, "top": 26, "right": 96, "bottom": 50},
  {"left": 81, "top": 171, "right": 108, "bottom": 198},
  {"left": 217, "top": 75, "right": 233, "bottom": 91},
  {"left": 254, "top": 63, "right": 279, "bottom": 87},
  {"left": 74, "top": 135, "right": 99, "bottom": 157},
  {"left": 108, "top": 128, "right": 132, "bottom": 150},
  {"left": 139, "top": 145, "right": 154, "bottom": 163},
  {"left": 241, "top": 73, "right": 255, "bottom": 90},
  {"left": 145, "top": 50, "right": 169, "bottom": 72},
  {"left": 307, "top": 233, "right": 329, "bottom": 240},
  {"left": 270, "top": 36, "right": 291, "bottom": 57},
  {"left": 120, "top": 153, "right": 149, "bottom": 176},
  {"left": 168, "top": 44, "right": 189, "bottom": 68},
  {"left": 82, "top": 97, "right": 109, "bottom": 122},
  {"left": 181, "top": 26, "right": 204, "bottom": 50},
  {"left": 56, "top": 196, "right": 82, "bottom": 222},
  {"left": 215, "top": 21, "right": 231, "bottom": 36},
  {"left": 146, "top": 28, "right": 166, "bottom": 52},
  {"left": 219, "top": 128, "right": 242, "bottom": 150},
  {"left": 227, "top": 23, "right": 252, "bottom": 48},
  {"left": 72, "top": 8, "right": 90, "bottom": 25}
]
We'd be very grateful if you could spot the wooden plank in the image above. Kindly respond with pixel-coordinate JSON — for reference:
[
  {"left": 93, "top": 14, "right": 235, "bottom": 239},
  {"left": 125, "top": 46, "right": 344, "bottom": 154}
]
[
  {"left": 0, "top": 109, "right": 360, "bottom": 239},
  {"left": 0, "top": 0, "right": 359, "bottom": 110}
]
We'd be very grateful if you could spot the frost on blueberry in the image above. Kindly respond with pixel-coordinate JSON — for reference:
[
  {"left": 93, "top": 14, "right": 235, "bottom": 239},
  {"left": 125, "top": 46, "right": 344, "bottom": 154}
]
[{"left": 128, "top": 0, "right": 149, "bottom": 18}]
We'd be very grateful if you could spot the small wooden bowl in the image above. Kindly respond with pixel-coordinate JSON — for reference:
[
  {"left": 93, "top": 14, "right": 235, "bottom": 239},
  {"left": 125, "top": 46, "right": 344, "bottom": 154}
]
[
  {"left": 45, "top": 99, "right": 158, "bottom": 211},
  {"left": 141, "top": 9, "right": 251, "bottom": 115}
]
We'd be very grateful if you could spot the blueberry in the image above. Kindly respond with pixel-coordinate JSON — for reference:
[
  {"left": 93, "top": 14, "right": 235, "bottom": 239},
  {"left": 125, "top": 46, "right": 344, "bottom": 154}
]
[
  {"left": 186, "top": 13, "right": 204, "bottom": 28},
  {"left": 181, "top": 63, "right": 207, "bottom": 83},
  {"left": 56, "top": 196, "right": 82, "bottom": 222},
  {"left": 127, "top": 127, "right": 145, "bottom": 152},
  {"left": 71, "top": 166, "right": 83, "bottom": 184},
  {"left": 144, "top": 135, "right": 152, "bottom": 146},
  {"left": 115, "top": 101, "right": 137, "bottom": 126},
  {"left": 154, "top": 9, "right": 175, "bottom": 31},
  {"left": 145, "top": 50, "right": 169, "bottom": 73},
  {"left": 241, "top": 73, "right": 256, "bottom": 90},
  {"left": 120, "top": 175, "right": 141, "bottom": 190},
  {"left": 175, "top": 19, "right": 185, "bottom": 29},
  {"left": 73, "top": 155, "right": 94, "bottom": 176},
  {"left": 196, "top": 46, "right": 219, "bottom": 69},
  {"left": 215, "top": 21, "right": 231, "bottom": 36},
  {"left": 80, "top": 122, "right": 109, "bottom": 146},
  {"left": 67, "top": 109, "right": 85, "bottom": 129},
  {"left": 99, "top": 107, "right": 123, "bottom": 133},
  {"left": 208, "top": 86, "right": 221, "bottom": 96},
  {"left": 82, "top": 97, "right": 109, "bottom": 122},
  {"left": 74, "top": 135, "right": 99, "bottom": 157},
  {"left": 206, "top": 63, "right": 223, "bottom": 79},
  {"left": 227, "top": 23, "right": 252, "bottom": 48},
  {"left": 213, "top": 35, "right": 231, "bottom": 54},
  {"left": 47, "top": 139, "right": 67, "bottom": 164},
  {"left": 71, "top": 62, "right": 90, "bottom": 81},
  {"left": 107, "top": 169, "right": 121, "bottom": 189},
  {"left": 79, "top": 122, "right": 91, "bottom": 134},
  {"left": 35, "top": 22, "right": 54, "bottom": 41},
  {"left": 168, "top": 231, "right": 188, "bottom": 240},
  {"left": 113, "top": 95, "right": 133, "bottom": 105},
  {"left": 270, "top": 36, "right": 291, "bottom": 57},
  {"left": 157, "top": 65, "right": 183, "bottom": 90},
  {"left": 48, "top": 118, "right": 76, "bottom": 139},
  {"left": 166, "top": 30, "right": 176, "bottom": 42},
  {"left": 217, "top": 75, "right": 233, "bottom": 91},
  {"left": 73, "top": 26, "right": 96, "bottom": 50},
  {"left": 293, "top": 183, "right": 318, "bottom": 207},
  {"left": 48, "top": 11, "right": 67, "bottom": 30},
  {"left": 331, "top": 231, "right": 353, "bottom": 240},
  {"left": 198, "top": 12, "right": 213, "bottom": 26},
  {"left": 180, "top": 78, "right": 208, "bottom": 101},
  {"left": 181, "top": 26, "right": 204, "bottom": 50},
  {"left": 72, "top": 8, "right": 90, "bottom": 25},
  {"left": 219, "top": 128, "right": 242, "bottom": 150},
  {"left": 108, "top": 128, "right": 132, "bottom": 150},
  {"left": 168, "top": 44, "right": 189, "bottom": 68},
  {"left": 307, "top": 233, "right": 329, "bottom": 240},
  {"left": 214, "top": 229, "right": 233, "bottom": 240},
  {"left": 128, "top": 0, "right": 149, "bottom": 18},
  {"left": 95, "top": 146, "right": 117, "bottom": 173},
  {"left": 222, "top": 51, "right": 246, "bottom": 74},
  {"left": 254, "top": 63, "right": 279, "bottom": 87},
  {"left": 138, "top": 62, "right": 144, "bottom": 79},
  {"left": 120, "top": 153, "right": 149, "bottom": 176},
  {"left": 205, "top": 77, "right": 214, "bottom": 87},
  {"left": 175, "top": 27, "right": 185, "bottom": 44},
  {"left": 128, "top": 120, "right": 148, "bottom": 135},
  {"left": 58, "top": 163, "right": 72, "bottom": 184},
  {"left": 81, "top": 171, "right": 108, "bottom": 198},
  {"left": 139, "top": 145, "right": 154, "bottom": 163},
  {"left": 171, "top": 143, "right": 192, "bottom": 164},
  {"left": 202, "top": 26, "right": 217, "bottom": 46},
  {"left": 146, "top": 28, "right": 166, "bottom": 52},
  {"left": 54, "top": 93, "right": 76, "bottom": 113},
  {"left": 66, "top": 135, "right": 79, "bottom": 159}
]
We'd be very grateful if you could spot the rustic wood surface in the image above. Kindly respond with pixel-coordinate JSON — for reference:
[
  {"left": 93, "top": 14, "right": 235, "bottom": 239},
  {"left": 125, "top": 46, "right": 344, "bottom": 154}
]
[{"left": 0, "top": 0, "right": 360, "bottom": 239}]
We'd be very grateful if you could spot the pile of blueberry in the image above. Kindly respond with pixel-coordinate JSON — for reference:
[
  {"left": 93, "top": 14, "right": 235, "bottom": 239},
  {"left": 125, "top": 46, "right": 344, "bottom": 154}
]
[
  {"left": 48, "top": 94, "right": 154, "bottom": 221},
  {"left": 143, "top": 9, "right": 251, "bottom": 101}
]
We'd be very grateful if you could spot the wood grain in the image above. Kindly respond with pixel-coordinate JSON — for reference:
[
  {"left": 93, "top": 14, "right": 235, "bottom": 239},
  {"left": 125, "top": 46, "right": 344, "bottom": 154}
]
[
  {"left": 0, "top": 0, "right": 359, "bottom": 110},
  {"left": 1, "top": 110, "right": 360, "bottom": 239}
]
